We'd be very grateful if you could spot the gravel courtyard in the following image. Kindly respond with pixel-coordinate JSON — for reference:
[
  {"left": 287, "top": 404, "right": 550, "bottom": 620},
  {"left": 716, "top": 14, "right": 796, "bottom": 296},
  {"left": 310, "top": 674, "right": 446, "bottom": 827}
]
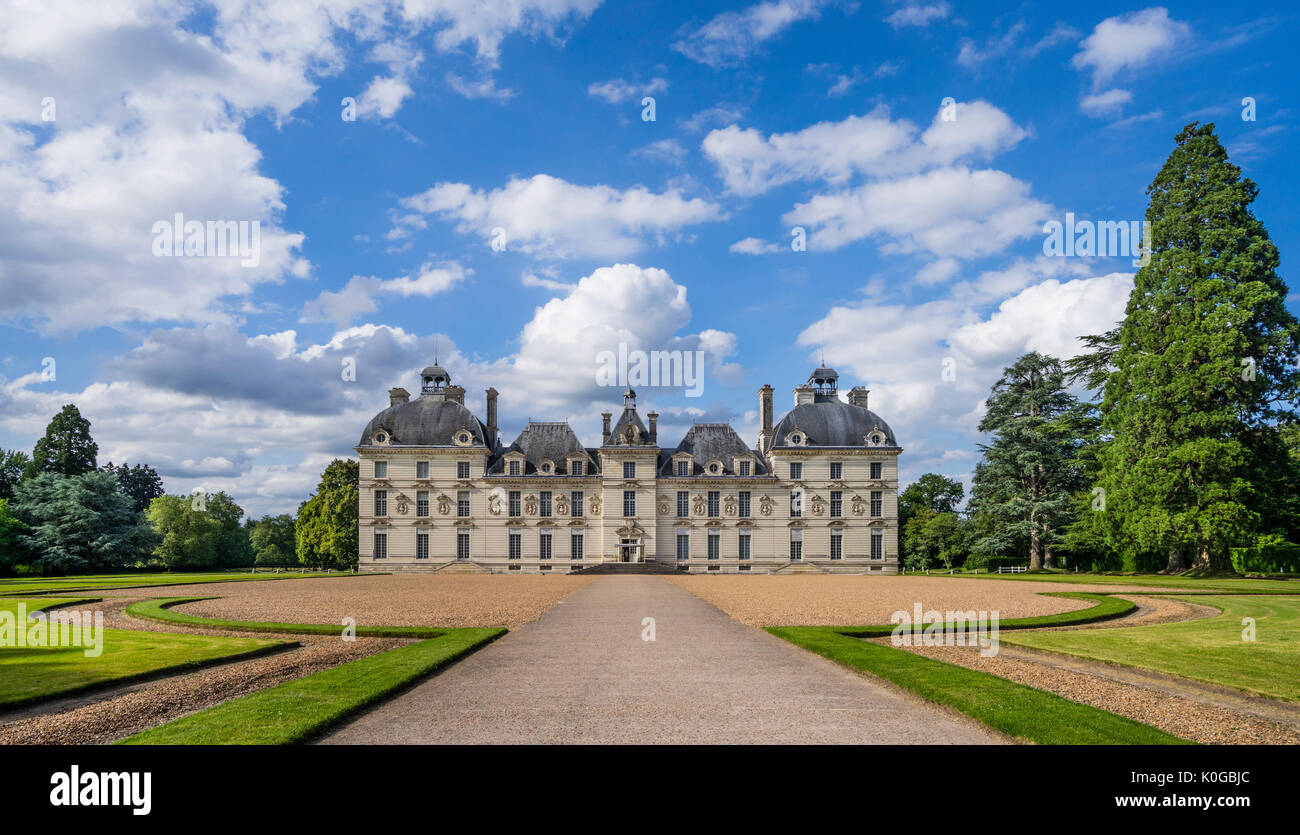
[
  {"left": 665, "top": 575, "right": 1176, "bottom": 626},
  {"left": 98, "top": 574, "right": 595, "bottom": 628}
]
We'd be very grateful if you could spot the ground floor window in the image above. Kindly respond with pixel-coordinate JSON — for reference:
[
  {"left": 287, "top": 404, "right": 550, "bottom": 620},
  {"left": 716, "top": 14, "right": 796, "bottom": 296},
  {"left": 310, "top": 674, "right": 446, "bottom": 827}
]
[
  {"left": 457, "top": 531, "right": 470, "bottom": 561},
  {"left": 508, "top": 529, "right": 522, "bottom": 559},
  {"left": 871, "top": 530, "right": 883, "bottom": 559},
  {"left": 830, "top": 530, "right": 842, "bottom": 560},
  {"left": 416, "top": 529, "right": 429, "bottom": 560},
  {"left": 571, "top": 532, "right": 584, "bottom": 559},
  {"left": 707, "top": 531, "right": 720, "bottom": 560},
  {"left": 738, "top": 531, "right": 751, "bottom": 560},
  {"left": 676, "top": 532, "right": 690, "bottom": 561},
  {"left": 373, "top": 529, "right": 387, "bottom": 560},
  {"left": 789, "top": 529, "right": 803, "bottom": 561},
  {"left": 540, "top": 530, "right": 552, "bottom": 560}
]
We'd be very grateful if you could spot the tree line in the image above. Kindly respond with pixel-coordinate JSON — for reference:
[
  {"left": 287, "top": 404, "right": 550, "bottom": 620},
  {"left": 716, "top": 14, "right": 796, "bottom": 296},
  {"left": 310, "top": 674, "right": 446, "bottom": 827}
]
[
  {"left": 902, "top": 123, "right": 1300, "bottom": 575},
  {"left": 0, "top": 404, "right": 359, "bottom": 575}
]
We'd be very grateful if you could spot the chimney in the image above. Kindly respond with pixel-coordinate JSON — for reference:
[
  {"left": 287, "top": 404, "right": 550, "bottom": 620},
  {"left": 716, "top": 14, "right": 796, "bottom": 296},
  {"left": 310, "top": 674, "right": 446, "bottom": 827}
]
[
  {"left": 485, "top": 387, "right": 499, "bottom": 448},
  {"left": 388, "top": 387, "right": 410, "bottom": 407},
  {"left": 445, "top": 384, "right": 466, "bottom": 405},
  {"left": 647, "top": 412, "right": 658, "bottom": 443},
  {"left": 849, "top": 386, "right": 870, "bottom": 410},
  {"left": 758, "top": 385, "right": 774, "bottom": 454},
  {"left": 601, "top": 412, "right": 612, "bottom": 444},
  {"left": 794, "top": 384, "right": 815, "bottom": 406}
]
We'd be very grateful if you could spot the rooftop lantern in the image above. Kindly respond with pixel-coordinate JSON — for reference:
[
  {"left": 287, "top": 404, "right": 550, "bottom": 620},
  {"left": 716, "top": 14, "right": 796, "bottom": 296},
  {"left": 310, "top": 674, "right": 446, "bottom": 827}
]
[
  {"left": 421, "top": 363, "right": 450, "bottom": 395},
  {"left": 808, "top": 366, "right": 838, "bottom": 401}
]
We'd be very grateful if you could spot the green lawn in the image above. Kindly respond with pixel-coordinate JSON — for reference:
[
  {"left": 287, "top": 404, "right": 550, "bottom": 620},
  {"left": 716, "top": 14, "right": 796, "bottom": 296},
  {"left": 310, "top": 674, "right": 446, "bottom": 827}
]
[
  {"left": 936, "top": 571, "right": 1300, "bottom": 594},
  {"left": 769, "top": 626, "right": 1186, "bottom": 744},
  {"left": 0, "top": 598, "right": 289, "bottom": 708},
  {"left": 119, "top": 628, "right": 505, "bottom": 744},
  {"left": 1002, "top": 594, "right": 1300, "bottom": 702},
  {"left": 0, "top": 571, "right": 358, "bottom": 597},
  {"left": 127, "top": 597, "right": 453, "bottom": 637}
]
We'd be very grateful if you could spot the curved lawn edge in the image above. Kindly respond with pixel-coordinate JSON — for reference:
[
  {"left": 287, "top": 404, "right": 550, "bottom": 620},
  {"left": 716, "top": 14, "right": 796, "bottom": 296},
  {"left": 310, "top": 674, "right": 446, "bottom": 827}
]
[
  {"left": 1, "top": 572, "right": 380, "bottom": 597},
  {"left": 767, "top": 626, "right": 1188, "bottom": 745},
  {"left": 822, "top": 592, "right": 1135, "bottom": 638},
  {"left": 117, "top": 627, "right": 506, "bottom": 745},
  {"left": 126, "top": 597, "right": 452, "bottom": 638}
]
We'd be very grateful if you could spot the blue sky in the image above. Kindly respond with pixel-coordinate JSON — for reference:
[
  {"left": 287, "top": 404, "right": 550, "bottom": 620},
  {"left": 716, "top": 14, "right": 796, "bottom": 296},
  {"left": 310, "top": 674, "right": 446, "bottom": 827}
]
[{"left": 0, "top": 1, "right": 1295, "bottom": 516}]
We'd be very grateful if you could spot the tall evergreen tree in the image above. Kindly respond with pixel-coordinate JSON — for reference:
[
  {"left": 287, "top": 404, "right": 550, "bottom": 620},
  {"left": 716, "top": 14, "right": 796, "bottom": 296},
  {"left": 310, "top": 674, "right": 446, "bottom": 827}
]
[
  {"left": 25, "top": 404, "right": 98, "bottom": 479},
  {"left": 101, "top": 462, "right": 166, "bottom": 515},
  {"left": 0, "top": 448, "right": 29, "bottom": 500},
  {"left": 1095, "top": 122, "right": 1300, "bottom": 573},
  {"left": 970, "top": 352, "right": 1093, "bottom": 569},
  {"left": 13, "top": 472, "right": 157, "bottom": 573}
]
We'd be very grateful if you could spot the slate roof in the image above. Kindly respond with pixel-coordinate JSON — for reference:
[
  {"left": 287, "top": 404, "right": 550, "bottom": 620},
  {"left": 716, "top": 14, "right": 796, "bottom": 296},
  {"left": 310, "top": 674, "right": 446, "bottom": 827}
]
[
  {"left": 605, "top": 406, "right": 652, "bottom": 446},
  {"left": 771, "top": 399, "right": 898, "bottom": 448},
  {"left": 358, "top": 396, "right": 487, "bottom": 447},
  {"left": 486, "top": 421, "right": 596, "bottom": 475},
  {"left": 660, "top": 423, "right": 767, "bottom": 476}
]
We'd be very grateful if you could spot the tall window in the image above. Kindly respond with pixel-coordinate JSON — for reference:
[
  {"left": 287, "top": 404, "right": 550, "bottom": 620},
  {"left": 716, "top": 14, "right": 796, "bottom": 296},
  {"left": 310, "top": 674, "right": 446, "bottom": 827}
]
[
  {"left": 676, "top": 491, "right": 689, "bottom": 518},
  {"left": 416, "top": 529, "right": 429, "bottom": 560},
  {"left": 416, "top": 490, "right": 429, "bottom": 517},
  {"left": 789, "top": 529, "right": 803, "bottom": 561},
  {"left": 870, "top": 461, "right": 882, "bottom": 480},
  {"left": 623, "top": 490, "right": 636, "bottom": 517},
  {"left": 374, "top": 461, "right": 387, "bottom": 479},
  {"left": 508, "top": 490, "right": 521, "bottom": 518},
  {"left": 373, "top": 490, "right": 388, "bottom": 516},
  {"left": 707, "top": 532, "right": 720, "bottom": 560},
  {"left": 509, "top": 460, "right": 521, "bottom": 476},
  {"left": 738, "top": 530, "right": 751, "bottom": 560},
  {"left": 830, "top": 490, "right": 842, "bottom": 518},
  {"left": 457, "top": 531, "right": 470, "bottom": 561},
  {"left": 789, "top": 462, "right": 802, "bottom": 480},
  {"left": 739, "top": 460, "right": 751, "bottom": 477},
  {"left": 571, "top": 532, "right": 584, "bottom": 560},
  {"left": 870, "top": 490, "right": 883, "bottom": 518},
  {"left": 539, "top": 530, "right": 552, "bottom": 560},
  {"left": 571, "top": 460, "right": 583, "bottom": 476},
  {"left": 676, "top": 460, "right": 689, "bottom": 477},
  {"left": 707, "top": 491, "right": 720, "bottom": 518},
  {"left": 830, "top": 530, "right": 843, "bottom": 560},
  {"left": 457, "top": 490, "right": 470, "bottom": 517},
  {"left": 373, "top": 529, "right": 387, "bottom": 560},
  {"left": 508, "top": 530, "right": 522, "bottom": 559},
  {"left": 623, "top": 461, "right": 636, "bottom": 479},
  {"left": 416, "top": 461, "right": 429, "bottom": 479},
  {"left": 540, "top": 491, "right": 552, "bottom": 517},
  {"left": 571, "top": 490, "right": 584, "bottom": 517},
  {"left": 676, "top": 532, "right": 690, "bottom": 561},
  {"left": 790, "top": 490, "right": 802, "bottom": 518},
  {"left": 830, "top": 462, "right": 843, "bottom": 480},
  {"left": 457, "top": 461, "right": 470, "bottom": 479},
  {"left": 871, "top": 530, "right": 883, "bottom": 559},
  {"left": 738, "top": 491, "right": 751, "bottom": 518}
]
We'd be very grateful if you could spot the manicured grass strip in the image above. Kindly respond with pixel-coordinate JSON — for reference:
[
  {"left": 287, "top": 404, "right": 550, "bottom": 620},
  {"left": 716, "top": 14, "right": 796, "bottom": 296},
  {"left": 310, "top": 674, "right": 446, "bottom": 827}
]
[
  {"left": 127, "top": 597, "right": 452, "bottom": 638},
  {"left": 832, "top": 592, "right": 1135, "bottom": 638},
  {"left": 118, "top": 628, "right": 506, "bottom": 745},
  {"left": 0, "top": 571, "right": 367, "bottom": 597},
  {"left": 934, "top": 572, "right": 1300, "bottom": 594},
  {"left": 768, "top": 626, "right": 1188, "bottom": 745},
  {"left": 1003, "top": 594, "right": 1300, "bottom": 702},
  {"left": 0, "top": 597, "right": 289, "bottom": 709}
]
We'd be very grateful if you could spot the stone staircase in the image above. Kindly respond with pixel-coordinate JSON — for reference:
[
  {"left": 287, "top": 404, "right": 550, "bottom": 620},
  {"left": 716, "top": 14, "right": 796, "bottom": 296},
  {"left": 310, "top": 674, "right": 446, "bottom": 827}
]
[
  {"left": 573, "top": 561, "right": 682, "bottom": 575},
  {"left": 432, "top": 560, "right": 490, "bottom": 574}
]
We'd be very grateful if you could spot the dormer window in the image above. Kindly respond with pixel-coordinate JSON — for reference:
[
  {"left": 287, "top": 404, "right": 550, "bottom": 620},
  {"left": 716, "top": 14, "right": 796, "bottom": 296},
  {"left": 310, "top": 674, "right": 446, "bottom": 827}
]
[
  {"left": 571, "top": 460, "right": 584, "bottom": 477},
  {"left": 785, "top": 431, "right": 807, "bottom": 447},
  {"left": 539, "top": 460, "right": 553, "bottom": 474},
  {"left": 706, "top": 460, "right": 723, "bottom": 476},
  {"left": 372, "top": 431, "right": 389, "bottom": 445},
  {"left": 676, "top": 460, "right": 689, "bottom": 477},
  {"left": 739, "top": 460, "right": 751, "bottom": 477},
  {"left": 454, "top": 430, "right": 474, "bottom": 446},
  {"left": 509, "top": 460, "right": 521, "bottom": 476}
]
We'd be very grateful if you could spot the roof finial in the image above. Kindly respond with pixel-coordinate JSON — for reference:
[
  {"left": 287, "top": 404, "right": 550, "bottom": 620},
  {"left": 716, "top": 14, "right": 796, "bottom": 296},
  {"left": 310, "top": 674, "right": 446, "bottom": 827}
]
[{"left": 434, "top": 334, "right": 440, "bottom": 365}]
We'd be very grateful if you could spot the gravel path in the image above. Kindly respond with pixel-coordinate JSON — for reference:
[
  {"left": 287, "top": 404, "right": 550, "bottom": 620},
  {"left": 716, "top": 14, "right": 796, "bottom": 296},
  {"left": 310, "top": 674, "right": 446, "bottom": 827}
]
[
  {"left": 94, "top": 574, "right": 595, "bottom": 629},
  {"left": 317, "top": 576, "right": 1003, "bottom": 745},
  {"left": 665, "top": 575, "right": 1176, "bottom": 626}
]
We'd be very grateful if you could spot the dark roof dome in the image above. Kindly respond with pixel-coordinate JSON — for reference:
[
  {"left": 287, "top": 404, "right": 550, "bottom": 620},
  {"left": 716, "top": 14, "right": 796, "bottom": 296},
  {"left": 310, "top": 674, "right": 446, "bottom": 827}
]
[
  {"left": 772, "top": 399, "right": 897, "bottom": 449},
  {"left": 359, "top": 397, "right": 486, "bottom": 447}
]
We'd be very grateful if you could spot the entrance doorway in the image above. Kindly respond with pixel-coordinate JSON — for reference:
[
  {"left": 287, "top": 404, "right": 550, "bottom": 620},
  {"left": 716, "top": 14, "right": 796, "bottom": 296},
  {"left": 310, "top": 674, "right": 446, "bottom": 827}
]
[{"left": 619, "top": 538, "right": 641, "bottom": 563}]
